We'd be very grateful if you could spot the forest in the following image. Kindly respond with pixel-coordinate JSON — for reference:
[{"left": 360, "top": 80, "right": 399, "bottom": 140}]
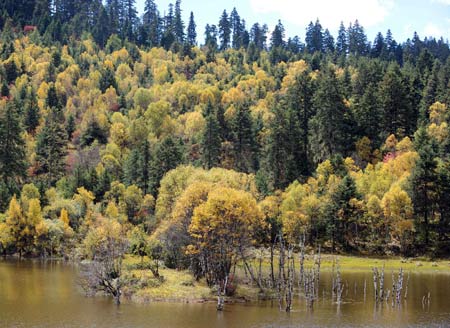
[{"left": 0, "top": 0, "right": 449, "bottom": 305}]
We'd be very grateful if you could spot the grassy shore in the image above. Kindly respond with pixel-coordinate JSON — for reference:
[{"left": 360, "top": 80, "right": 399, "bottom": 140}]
[{"left": 121, "top": 254, "right": 450, "bottom": 304}]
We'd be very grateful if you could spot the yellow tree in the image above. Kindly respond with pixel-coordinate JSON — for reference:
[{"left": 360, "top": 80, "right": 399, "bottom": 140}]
[
  {"left": 381, "top": 185, "right": 414, "bottom": 253},
  {"left": 5, "top": 196, "right": 25, "bottom": 257},
  {"left": 188, "top": 187, "right": 264, "bottom": 288}
]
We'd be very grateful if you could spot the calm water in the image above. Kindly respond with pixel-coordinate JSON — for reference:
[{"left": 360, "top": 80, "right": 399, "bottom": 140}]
[{"left": 1, "top": 259, "right": 450, "bottom": 327}]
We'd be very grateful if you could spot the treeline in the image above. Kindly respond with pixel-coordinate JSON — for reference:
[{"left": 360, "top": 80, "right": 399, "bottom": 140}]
[
  {"left": 0, "top": 1, "right": 449, "bottom": 269},
  {"left": 1, "top": 0, "right": 449, "bottom": 63}
]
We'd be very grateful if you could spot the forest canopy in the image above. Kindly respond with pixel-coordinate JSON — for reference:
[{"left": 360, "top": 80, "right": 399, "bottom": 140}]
[{"left": 0, "top": 0, "right": 449, "bottom": 279}]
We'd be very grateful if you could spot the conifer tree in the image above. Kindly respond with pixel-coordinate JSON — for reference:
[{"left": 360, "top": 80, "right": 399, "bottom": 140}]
[
  {"left": 218, "top": 10, "right": 231, "bottom": 50},
  {"left": 187, "top": 11, "right": 197, "bottom": 46},
  {"left": 35, "top": 106, "right": 68, "bottom": 186},
  {"left": 0, "top": 101, "right": 27, "bottom": 186},
  {"left": 310, "top": 66, "right": 350, "bottom": 162},
  {"left": 201, "top": 102, "right": 221, "bottom": 169},
  {"left": 231, "top": 103, "right": 256, "bottom": 173}
]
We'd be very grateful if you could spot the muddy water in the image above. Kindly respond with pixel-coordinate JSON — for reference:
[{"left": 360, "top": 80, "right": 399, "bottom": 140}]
[{"left": 1, "top": 259, "right": 449, "bottom": 327}]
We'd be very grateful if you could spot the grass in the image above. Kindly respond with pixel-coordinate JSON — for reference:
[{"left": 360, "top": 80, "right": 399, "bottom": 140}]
[
  {"left": 120, "top": 252, "right": 450, "bottom": 304},
  {"left": 122, "top": 255, "right": 213, "bottom": 303},
  {"left": 316, "top": 254, "right": 450, "bottom": 272}
]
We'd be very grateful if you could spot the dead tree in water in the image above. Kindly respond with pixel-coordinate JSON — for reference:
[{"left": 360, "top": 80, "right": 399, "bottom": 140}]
[
  {"left": 372, "top": 267, "right": 379, "bottom": 302},
  {"left": 379, "top": 265, "right": 385, "bottom": 300},
  {"left": 404, "top": 271, "right": 410, "bottom": 299},
  {"left": 335, "top": 258, "right": 344, "bottom": 304},
  {"left": 391, "top": 268, "right": 404, "bottom": 307},
  {"left": 217, "top": 275, "right": 228, "bottom": 311},
  {"left": 298, "top": 234, "right": 305, "bottom": 288},
  {"left": 285, "top": 244, "right": 295, "bottom": 312},
  {"left": 277, "top": 235, "right": 286, "bottom": 311}
]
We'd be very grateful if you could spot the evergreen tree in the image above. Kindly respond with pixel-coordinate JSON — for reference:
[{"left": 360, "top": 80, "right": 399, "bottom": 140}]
[
  {"left": 92, "top": 5, "right": 111, "bottom": 47},
  {"left": 218, "top": 10, "right": 231, "bottom": 50},
  {"left": 46, "top": 83, "right": 61, "bottom": 109},
  {"left": 186, "top": 11, "right": 197, "bottom": 46},
  {"left": 231, "top": 103, "right": 256, "bottom": 173},
  {"left": 35, "top": 106, "right": 68, "bottom": 186},
  {"left": 310, "top": 66, "right": 352, "bottom": 162},
  {"left": 323, "top": 28, "right": 335, "bottom": 53},
  {"left": 286, "top": 69, "right": 315, "bottom": 177},
  {"left": 336, "top": 21, "right": 348, "bottom": 56},
  {"left": 142, "top": 0, "right": 161, "bottom": 47},
  {"left": 267, "top": 97, "right": 290, "bottom": 189},
  {"left": 353, "top": 83, "right": 382, "bottom": 144},
  {"left": 305, "top": 19, "right": 323, "bottom": 53},
  {"left": 347, "top": 20, "right": 368, "bottom": 56},
  {"left": 24, "top": 89, "right": 40, "bottom": 134},
  {"left": 230, "top": 8, "right": 244, "bottom": 49},
  {"left": 371, "top": 32, "right": 386, "bottom": 58},
  {"left": 1, "top": 82, "right": 9, "bottom": 98},
  {"left": 419, "top": 60, "right": 440, "bottom": 123},
  {"left": 201, "top": 102, "right": 221, "bottom": 169},
  {"left": 149, "top": 136, "right": 183, "bottom": 195},
  {"left": 329, "top": 174, "right": 360, "bottom": 251},
  {"left": 0, "top": 101, "right": 27, "bottom": 186},
  {"left": 270, "top": 20, "right": 285, "bottom": 49},
  {"left": 66, "top": 114, "right": 75, "bottom": 140},
  {"left": 411, "top": 127, "right": 439, "bottom": 251},
  {"left": 174, "top": 0, "right": 184, "bottom": 43},
  {"left": 100, "top": 66, "right": 118, "bottom": 93},
  {"left": 379, "top": 63, "right": 413, "bottom": 138}
]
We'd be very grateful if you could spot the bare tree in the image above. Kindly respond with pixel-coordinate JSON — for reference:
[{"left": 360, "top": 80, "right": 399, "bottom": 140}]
[{"left": 79, "top": 218, "right": 128, "bottom": 305}]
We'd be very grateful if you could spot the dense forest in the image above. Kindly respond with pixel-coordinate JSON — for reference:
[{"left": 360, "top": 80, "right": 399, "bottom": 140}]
[{"left": 0, "top": 0, "right": 449, "bottom": 298}]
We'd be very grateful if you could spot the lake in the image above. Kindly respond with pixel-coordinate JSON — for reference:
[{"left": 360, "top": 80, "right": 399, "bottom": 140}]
[{"left": 1, "top": 259, "right": 449, "bottom": 327}]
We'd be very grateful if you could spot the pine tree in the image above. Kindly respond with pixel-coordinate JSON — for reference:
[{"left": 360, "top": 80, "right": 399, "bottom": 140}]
[
  {"left": 347, "top": 20, "right": 368, "bottom": 56},
  {"left": 186, "top": 11, "right": 197, "bottom": 46},
  {"left": 174, "top": 0, "right": 184, "bottom": 43},
  {"left": 230, "top": 8, "right": 244, "bottom": 49},
  {"left": 46, "top": 83, "right": 61, "bottom": 109},
  {"left": 218, "top": 10, "right": 231, "bottom": 50},
  {"left": 100, "top": 66, "right": 118, "bottom": 93},
  {"left": 267, "top": 98, "right": 290, "bottom": 189},
  {"left": 35, "top": 106, "right": 68, "bottom": 186},
  {"left": 336, "top": 21, "right": 347, "bottom": 56},
  {"left": 201, "top": 102, "right": 221, "bottom": 169},
  {"left": 323, "top": 29, "right": 335, "bottom": 53},
  {"left": 270, "top": 20, "right": 285, "bottom": 49},
  {"left": 1, "top": 82, "right": 9, "bottom": 98},
  {"left": 24, "top": 91, "right": 40, "bottom": 134},
  {"left": 231, "top": 103, "right": 256, "bottom": 173},
  {"left": 149, "top": 136, "right": 183, "bottom": 195},
  {"left": 286, "top": 69, "right": 315, "bottom": 177},
  {"left": 411, "top": 127, "right": 439, "bottom": 250},
  {"left": 142, "top": 0, "right": 161, "bottom": 47},
  {"left": 379, "top": 63, "right": 413, "bottom": 138},
  {"left": 0, "top": 101, "right": 27, "bottom": 186},
  {"left": 305, "top": 19, "right": 323, "bottom": 53},
  {"left": 353, "top": 83, "right": 382, "bottom": 144},
  {"left": 310, "top": 66, "right": 352, "bottom": 162},
  {"left": 124, "top": 0, "right": 138, "bottom": 41}
]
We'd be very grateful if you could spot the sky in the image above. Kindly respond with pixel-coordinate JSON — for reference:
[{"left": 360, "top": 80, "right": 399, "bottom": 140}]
[{"left": 135, "top": 0, "right": 450, "bottom": 44}]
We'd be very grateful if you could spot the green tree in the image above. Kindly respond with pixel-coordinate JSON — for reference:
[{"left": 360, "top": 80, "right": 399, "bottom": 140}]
[
  {"left": 218, "top": 10, "right": 231, "bottom": 50},
  {"left": 201, "top": 102, "right": 221, "bottom": 169},
  {"left": 410, "top": 127, "right": 439, "bottom": 250},
  {"left": 310, "top": 66, "right": 352, "bottom": 163},
  {"left": 150, "top": 136, "right": 183, "bottom": 195},
  {"left": 231, "top": 103, "right": 257, "bottom": 173},
  {"left": 186, "top": 11, "right": 197, "bottom": 46},
  {"left": 0, "top": 101, "right": 27, "bottom": 187},
  {"left": 35, "top": 106, "right": 67, "bottom": 186}
]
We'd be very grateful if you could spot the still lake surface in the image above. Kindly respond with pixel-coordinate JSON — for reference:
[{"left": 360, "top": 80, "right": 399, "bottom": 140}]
[{"left": 1, "top": 259, "right": 450, "bottom": 327}]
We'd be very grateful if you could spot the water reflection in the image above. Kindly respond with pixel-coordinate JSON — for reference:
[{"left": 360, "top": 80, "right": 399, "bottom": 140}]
[{"left": 0, "top": 259, "right": 449, "bottom": 327}]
